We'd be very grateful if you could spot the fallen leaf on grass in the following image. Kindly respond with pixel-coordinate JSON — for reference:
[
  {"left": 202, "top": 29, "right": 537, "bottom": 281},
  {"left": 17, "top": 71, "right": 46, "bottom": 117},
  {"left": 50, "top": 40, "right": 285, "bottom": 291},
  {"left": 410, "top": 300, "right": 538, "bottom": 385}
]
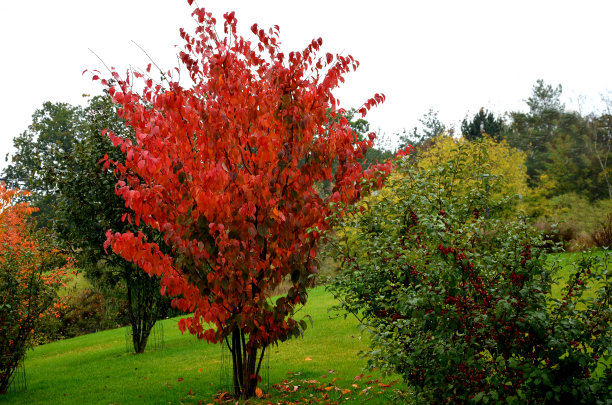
[
  {"left": 214, "top": 391, "right": 233, "bottom": 403},
  {"left": 304, "top": 357, "right": 312, "bottom": 361},
  {"left": 178, "top": 377, "right": 184, "bottom": 382},
  {"left": 255, "top": 387, "right": 263, "bottom": 398}
]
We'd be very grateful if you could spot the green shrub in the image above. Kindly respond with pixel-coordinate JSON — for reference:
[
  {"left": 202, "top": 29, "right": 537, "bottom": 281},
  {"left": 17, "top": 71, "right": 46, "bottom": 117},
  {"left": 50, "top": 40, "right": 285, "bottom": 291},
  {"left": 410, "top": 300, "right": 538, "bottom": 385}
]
[
  {"left": 591, "top": 214, "right": 612, "bottom": 248},
  {"left": 535, "top": 193, "right": 612, "bottom": 234},
  {"left": 61, "top": 289, "right": 127, "bottom": 337},
  {"left": 533, "top": 219, "right": 579, "bottom": 251},
  {"left": 328, "top": 143, "right": 612, "bottom": 404},
  {"left": 35, "top": 287, "right": 129, "bottom": 343},
  {"left": 35, "top": 277, "right": 182, "bottom": 344}
]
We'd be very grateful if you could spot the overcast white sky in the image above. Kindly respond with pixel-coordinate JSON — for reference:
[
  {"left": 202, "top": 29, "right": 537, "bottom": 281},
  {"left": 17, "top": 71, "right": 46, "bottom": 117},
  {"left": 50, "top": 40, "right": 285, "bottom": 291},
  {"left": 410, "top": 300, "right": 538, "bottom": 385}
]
[{"left": 1, "top": 0, "right": 611, "bottom": 172}]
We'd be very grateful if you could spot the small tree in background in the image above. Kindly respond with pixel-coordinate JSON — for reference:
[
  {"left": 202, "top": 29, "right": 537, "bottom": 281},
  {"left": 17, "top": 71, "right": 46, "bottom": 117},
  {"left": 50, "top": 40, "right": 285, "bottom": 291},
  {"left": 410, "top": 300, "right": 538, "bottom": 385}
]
[
  {"left": 461, "top": 107, "right": 505, "bottom": 141},
  {"left": 505, "top": 79, "right": 565, "bottom": 187},
  {"left": 100, "top": 2, "right": 390, "bottom": 398},
  {"left": 400, "top": 108, "right": 447, "bottom": 149},
  {"left": 53, "top": 94, "right": 171, "bottom": 353},
  {"left": 2, "top": 102, "right": 82, "bottom": 229},
  {"left": 0, "top": 184, "right": 70, "bottom": 394}
]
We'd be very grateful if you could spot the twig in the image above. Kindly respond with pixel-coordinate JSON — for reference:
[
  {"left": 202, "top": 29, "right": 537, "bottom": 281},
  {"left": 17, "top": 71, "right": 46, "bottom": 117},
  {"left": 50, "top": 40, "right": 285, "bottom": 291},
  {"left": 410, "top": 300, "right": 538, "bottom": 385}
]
[
  {"left": 132, "top": 40, "right": 164, "bottom": 76},
  {"left": 88, "top": 48, "right": 113, "bottom": 75}
]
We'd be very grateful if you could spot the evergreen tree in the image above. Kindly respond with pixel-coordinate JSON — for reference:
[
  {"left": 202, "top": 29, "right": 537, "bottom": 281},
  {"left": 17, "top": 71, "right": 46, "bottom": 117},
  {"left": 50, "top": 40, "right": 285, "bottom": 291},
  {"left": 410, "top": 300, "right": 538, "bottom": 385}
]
[{"left": 461, "top": 107, "right": 505, "bottom": 141}]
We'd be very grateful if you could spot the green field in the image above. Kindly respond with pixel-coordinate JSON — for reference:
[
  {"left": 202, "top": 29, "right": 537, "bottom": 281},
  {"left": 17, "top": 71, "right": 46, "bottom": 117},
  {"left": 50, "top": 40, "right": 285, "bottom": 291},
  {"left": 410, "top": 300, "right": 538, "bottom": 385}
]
[
  {"left": 4, "top": 287, "right": 406, "bottom": 404},
  {"left": 4, "top": 250, "right": 610, "bottom": 404}
]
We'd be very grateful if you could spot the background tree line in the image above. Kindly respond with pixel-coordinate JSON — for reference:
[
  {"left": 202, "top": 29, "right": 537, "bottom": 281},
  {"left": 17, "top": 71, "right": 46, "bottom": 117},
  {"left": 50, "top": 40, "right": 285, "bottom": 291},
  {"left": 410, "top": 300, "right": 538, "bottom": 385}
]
[
  {"left": 405, "top": 79, "right": 611, "bottom": 202},
  {"left": 396, "top": 80, "right": 612, "bottom": 251}
]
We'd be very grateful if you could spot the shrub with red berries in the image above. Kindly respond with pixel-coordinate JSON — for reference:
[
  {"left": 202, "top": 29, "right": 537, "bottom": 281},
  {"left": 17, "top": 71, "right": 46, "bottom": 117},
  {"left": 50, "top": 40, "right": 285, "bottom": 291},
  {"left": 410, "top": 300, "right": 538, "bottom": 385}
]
[{"left": 329, "top": 142, "right": 611, "bottom": 404}]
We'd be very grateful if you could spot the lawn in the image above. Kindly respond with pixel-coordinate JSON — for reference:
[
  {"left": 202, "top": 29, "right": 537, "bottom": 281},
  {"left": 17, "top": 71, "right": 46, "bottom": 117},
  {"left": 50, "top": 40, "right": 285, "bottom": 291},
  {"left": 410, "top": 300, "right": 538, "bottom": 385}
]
[
  {"left": 549, "top": 249, "right": 611, "bottom": 300},
  {"left": 5, "top": 250, "right": 610, "bottom": 404},
  {"left": 4, "top": 286, "right": 406, "bottom": 404}
]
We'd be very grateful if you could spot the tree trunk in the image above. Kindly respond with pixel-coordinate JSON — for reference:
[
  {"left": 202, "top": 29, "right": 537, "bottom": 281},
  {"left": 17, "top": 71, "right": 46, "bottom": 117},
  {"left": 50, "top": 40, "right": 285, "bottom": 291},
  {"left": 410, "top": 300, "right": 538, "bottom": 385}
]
[
  {"left": 228, "top": 328, "right": 266, "bottom": 399},
  {"left": 0, "top": 359, "right": 16, "bottom": 394},
  {"left": 126, "top": 265, "right": 161, "bottom": 354}
]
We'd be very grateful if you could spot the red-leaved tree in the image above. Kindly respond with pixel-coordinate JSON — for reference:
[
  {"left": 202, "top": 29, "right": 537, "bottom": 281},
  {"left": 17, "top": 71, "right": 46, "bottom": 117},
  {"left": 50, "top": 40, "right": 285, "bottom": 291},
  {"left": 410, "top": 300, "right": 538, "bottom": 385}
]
[{"left": 100, "top": 2, "right": 390, "bottom": 398}]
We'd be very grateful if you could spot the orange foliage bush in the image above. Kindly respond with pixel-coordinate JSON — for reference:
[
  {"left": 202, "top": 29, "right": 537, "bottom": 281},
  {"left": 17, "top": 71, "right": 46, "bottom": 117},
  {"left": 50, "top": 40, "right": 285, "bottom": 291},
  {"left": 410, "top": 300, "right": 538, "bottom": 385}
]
[{"left": 0, "top": 183, "right": 71, "bottom": 393}]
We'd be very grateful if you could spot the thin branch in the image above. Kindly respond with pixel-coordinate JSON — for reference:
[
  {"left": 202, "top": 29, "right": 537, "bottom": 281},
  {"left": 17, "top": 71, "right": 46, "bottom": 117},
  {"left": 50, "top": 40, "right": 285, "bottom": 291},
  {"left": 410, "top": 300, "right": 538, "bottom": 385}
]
[
  {"left": 254, "top": 345, "right": 267, "bottom": 382},
  {"left": 88, "top": 48, "right": 113, "bottom": 76},
  {"left": 132, "top": 40, "right": 164, "bottom": 76},
  {"left": 224, "top": 335, "right": 233, "bottom": 354}
]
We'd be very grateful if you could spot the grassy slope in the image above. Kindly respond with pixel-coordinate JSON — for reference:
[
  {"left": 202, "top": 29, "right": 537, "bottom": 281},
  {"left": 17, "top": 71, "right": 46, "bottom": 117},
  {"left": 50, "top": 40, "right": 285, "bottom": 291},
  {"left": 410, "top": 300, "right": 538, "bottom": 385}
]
[
  {"left": 6, "top": 251, "right": 609, "bottom": 404},
  {"left": 6, "top": 287, "right": 404, "bottom": 404},
  {"left": 57, "top": 270, "right": 92, "bottom": 297}
]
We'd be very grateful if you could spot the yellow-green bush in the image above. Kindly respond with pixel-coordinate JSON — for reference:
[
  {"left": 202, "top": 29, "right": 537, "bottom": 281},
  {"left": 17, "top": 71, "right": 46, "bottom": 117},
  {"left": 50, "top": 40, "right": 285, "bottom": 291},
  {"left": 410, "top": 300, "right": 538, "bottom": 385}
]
[{"left": 417, "top": 135, "right": 529, "bottom": 203}]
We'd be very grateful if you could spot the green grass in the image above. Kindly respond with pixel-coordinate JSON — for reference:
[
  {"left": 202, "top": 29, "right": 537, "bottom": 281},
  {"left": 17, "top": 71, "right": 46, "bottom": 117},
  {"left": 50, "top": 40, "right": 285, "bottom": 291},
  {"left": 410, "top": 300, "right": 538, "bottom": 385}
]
[
  {"left": 58, "top": 269, "right": 92, "bottom": 297},
  {"left": 549, "top": 249, "right": 611, "bottom": 300},
  {"left": 6, "top": 251, "right": 609, "bottom": 404},
  {"left": 4, "top": 287, "right": 406, "bottom": 404}
]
